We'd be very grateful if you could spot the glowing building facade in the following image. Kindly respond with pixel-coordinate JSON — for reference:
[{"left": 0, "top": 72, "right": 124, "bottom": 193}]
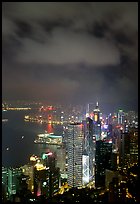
[
  {"left": 117, "top": 109, "right": 125, "bottom": 125},
  {"left": 21, "top": 164, "right": 34, "bottom": 193},
  {"left": 67, "top": 122, "right": 84, "bottom": 188},
  {"left": 86, "top": 103, "right": 95, "bottom": 119},
  {"left": 82, "top": 117, "right": 96, "bottom": 185},
  {"left": 93, "top": 102, "right": 101, "bottom": 141},
  {"left": 33, "top": 153, "right": 60, "bottom": 197},
  {"left": 118, "top": 127, "right": 138, "bottom": 168}
]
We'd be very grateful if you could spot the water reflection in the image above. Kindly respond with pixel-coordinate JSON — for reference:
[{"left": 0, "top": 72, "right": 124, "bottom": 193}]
[{"left": 46, "top": 123, "right": 54, "bottom": 134}]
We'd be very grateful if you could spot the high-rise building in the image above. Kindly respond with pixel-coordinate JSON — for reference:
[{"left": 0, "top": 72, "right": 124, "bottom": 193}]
[
  {"left": 86, "top": 103, "right": 95, "bottom": 119},
  {"left": 2, "top": 167, "right": 8, "bottom": 190},
  {"left": 127, "top": 111, "right": 137, "bottom": 124},
  {"left": 130, "top": 129, "right": 138, "bottom": 164},
  {"left": 93, "top": 102, "right": 101, "bottom": 141},
  {"left": 95, "top": 139, "right": 112, "bottom": 188},
  {"left": 111, "top": 151, "right": 119, "bottom": 170},
  {"left": 82, "top": 117, "right": 96, "bottom": 185},
  {"left": 118, "top": 127, "right": 138, "bottom": 168},
  {"left": 34, "top": 167, "right": 60, "bottom": 198},
  {"left": 34, "top": 167, "right": 49, "bottom": 197},
  {"left": 117, "top": 109, "right": 125, "bottom": 125},
  {"left": 106, "top": 113, "right": 113, "bottom": 125},
  {"left": 8, "top": 167, "right": 22, "bottom": 197},
  {"left": 2, "top": 167, "right": 8, "bottom": 202},
  {"left": 118, "top": 130, "right": 130, "bottom": 168},
  {"left": 33, "top": 154, "right": 60, "bottom": 198},
  {"left": 67, "top": 122, "right": 84, "bottom": 188},
  {"left": 21, "top": 164, "right": 34, "bottom": 193}
]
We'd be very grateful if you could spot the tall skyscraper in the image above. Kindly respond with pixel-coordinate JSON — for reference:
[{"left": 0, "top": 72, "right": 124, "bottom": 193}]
[
  {"left": 67, "top": 122, "right": 84, "bottom": 188},
  {"left": 86, "top": 103, "right": 95, "bottom": 119},
  {"left": 82, "top": 117, "right": 96, "bottom": 185},
  {"left": 95, "top": 139, "right": 112, "bottom": 188},
  {"left": 117, "top": 109, "right": 125, "bottom": 125},
  {"left": 93, "top": 102, "right": 101, "bottom": 141},
  {"left": 118, "top": 127, "right": 138, "bottom": 168},
  {"left": 21, "top": 164, "right": 34, "bottom": 193},
  {"left": 118, "top": 130, "right": 130, "bottom": 168},
  {"left": 34, "top": 154, "right": 60, "bottom": 197},
  {"left": 129, "top": 128, "right": 138, "bottom": 164}
]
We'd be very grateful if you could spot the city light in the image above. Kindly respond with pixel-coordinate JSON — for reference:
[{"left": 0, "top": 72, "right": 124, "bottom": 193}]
[
  {"left": 2, "top": 1, "right": 138, "bottom": 202},
  {"left": 42, "top": 152, "right": 53, "bottom": 160}
]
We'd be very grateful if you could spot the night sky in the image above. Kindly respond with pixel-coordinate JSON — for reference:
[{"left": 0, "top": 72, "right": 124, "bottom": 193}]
[{"left": 2, "top": 2, "right": 138, "bottom": 113}]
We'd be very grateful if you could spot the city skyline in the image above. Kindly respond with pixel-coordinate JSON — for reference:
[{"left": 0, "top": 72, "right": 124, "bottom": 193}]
[
  {"left": 2, "top": 2, "right": 138, "bottom": 113},
  {"left": 2, "top": 99, "right": 138, "bottom": 202}
]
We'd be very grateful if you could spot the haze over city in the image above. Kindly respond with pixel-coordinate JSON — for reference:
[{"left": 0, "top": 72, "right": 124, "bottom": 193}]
[
  {"left": 2, "top": 2, "right": 138, "bottom": 113},
  {"left": 2, "top": 3, "right": 139, "bottom": 203}
]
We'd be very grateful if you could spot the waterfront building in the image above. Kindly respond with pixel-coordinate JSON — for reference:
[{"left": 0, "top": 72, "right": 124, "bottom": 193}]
[{"left": 34, "top": 133, "right": 62, "bottom": 145}]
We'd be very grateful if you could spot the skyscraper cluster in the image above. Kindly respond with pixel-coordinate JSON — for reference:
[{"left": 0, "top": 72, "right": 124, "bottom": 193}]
[
  {"left": 66, "top": 102, "right": 138, "bottom": 192},
  {"left": 67, "top": 102, "right": 103, "bottom": 188},
  {"left": 2, "top": 102, "right": 138, "bottom": 202}
]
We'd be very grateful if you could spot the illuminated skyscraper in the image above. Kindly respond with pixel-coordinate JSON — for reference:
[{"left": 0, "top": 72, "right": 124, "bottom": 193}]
[
  {"left": 118, "top": 127, "right": 138, "bottom": 168},
  {"left": 127, "top": 111, "right": 138, "bottom": 125},
  {"left": 117, "top": 109, "right": 125, "bottom": 125},
  {"left": 67, "top": 122, "right": 84, "bottom": 188},
  {"left": 129, "top": 128, "right": 138, "bottom": 164},
  {"left": 82, "top": 117, "right": 96, "bottom": 185},
  {"left": 21, "top": 164, "right": 34, "bottom": 193},
  {"left": 86, "top": 103, "right": 94, "bottom": 119},
  {"left": 118, "top": 129, "right": 130, "bottom": 168},
  {"left": 93, "top": 102, "right": 101, "bottom": 141},
  {"left": 34, "top": 153, "right": 60, "bottom": 197}
]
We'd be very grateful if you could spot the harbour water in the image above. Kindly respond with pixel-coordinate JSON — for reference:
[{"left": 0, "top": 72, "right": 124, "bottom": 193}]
[{"left": 2, "top": 110, "right": 65, "bottom": 169}]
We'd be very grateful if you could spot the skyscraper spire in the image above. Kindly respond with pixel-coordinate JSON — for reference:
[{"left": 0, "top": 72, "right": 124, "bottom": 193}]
[
  {"left": 96, "top": 101, "right": 99, "bottom": 108},
  {"left": 94, "top": 101, "right": 100, "bottom": 112},
  {"left": 93, "top": 101, "right": 101, "bottom": 141}
]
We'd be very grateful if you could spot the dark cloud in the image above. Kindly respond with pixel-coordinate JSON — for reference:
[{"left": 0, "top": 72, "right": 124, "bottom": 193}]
[
  {"left": 15, "top": 20, "right": 33, "bottom": 38},
  {"left": 2, "top": 2, "right": 138, "bottom": 113}
]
